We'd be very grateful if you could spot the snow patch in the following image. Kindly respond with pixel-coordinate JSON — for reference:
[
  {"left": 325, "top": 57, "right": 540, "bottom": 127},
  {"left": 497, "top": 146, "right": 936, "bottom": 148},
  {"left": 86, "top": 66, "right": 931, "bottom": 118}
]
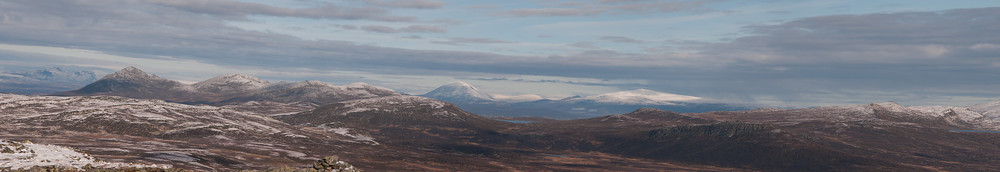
[
  {"left": 319, "top": 125, "right": 379, "bottom": 145},
  {"left": 0, "top": 140, "right": 169, "bottom": 170}
]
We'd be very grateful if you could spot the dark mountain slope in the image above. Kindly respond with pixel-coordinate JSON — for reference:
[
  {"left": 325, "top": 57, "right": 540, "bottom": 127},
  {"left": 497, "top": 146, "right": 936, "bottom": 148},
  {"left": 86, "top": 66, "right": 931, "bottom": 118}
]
[{"left": 53, "top": 67, "right": 199, "bottom": 101}]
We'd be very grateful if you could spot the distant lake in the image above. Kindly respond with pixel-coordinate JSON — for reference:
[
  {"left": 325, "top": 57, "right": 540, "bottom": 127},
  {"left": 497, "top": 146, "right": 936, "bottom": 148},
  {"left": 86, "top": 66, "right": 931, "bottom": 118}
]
[
  {"left": 497, "top": 119, "right": 535, "bottom": 123},
  {"left": 950, "top": 130, "right": 1000, "bottom": 133}
]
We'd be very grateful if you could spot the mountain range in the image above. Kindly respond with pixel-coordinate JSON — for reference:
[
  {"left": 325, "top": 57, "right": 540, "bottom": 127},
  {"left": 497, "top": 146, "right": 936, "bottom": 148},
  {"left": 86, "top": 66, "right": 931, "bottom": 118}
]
[
  {"left": 42, "top": 67, "right": 751, "bottom": 119},
  {"left": 6, "top": 66, "right": 1000, "bottom": 171},
  {"left": 421, "top": 81, "right": 752, "bottom": 119},
  {"left": 53, "top": 67, "right": 400, "bottom": 105}
]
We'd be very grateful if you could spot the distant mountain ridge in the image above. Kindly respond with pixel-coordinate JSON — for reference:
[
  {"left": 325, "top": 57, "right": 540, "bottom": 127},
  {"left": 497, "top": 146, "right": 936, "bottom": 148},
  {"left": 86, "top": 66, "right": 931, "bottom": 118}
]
[
  {"left": 54, "top": 67, "right": 401, "bottom": 104},
  {"left": 565, "top": 88, "right": 703, "bottom": 105},
  {"left": 419, "top": 81, "right": 751, "bottom": 119},
  {"left": 68, "top": 67, "right": 198, "bottom": 100},
  {"left": 0, "top": 67, "right": 109, "bottom": 94},
  {"left": 8, "top": 67, "right": 102, "bottom": 83}
]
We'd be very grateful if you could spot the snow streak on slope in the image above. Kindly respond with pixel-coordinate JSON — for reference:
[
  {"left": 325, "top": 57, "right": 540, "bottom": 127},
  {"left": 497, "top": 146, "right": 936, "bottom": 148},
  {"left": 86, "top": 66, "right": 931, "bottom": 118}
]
[
  {"left": 340, "top": 96, "right": 453, "bottom": 117},
  {"left": 0, "top": 93, "right": 303, "bottom": 138},
  {"left": 193, "top": 74, "right": 269, "bottom": 92},
  {"left": 245, "top": 81, "right": 401, "bottom": 104},
  {"left": 0, "top": 140, "right": 169, "bottom": 170}
]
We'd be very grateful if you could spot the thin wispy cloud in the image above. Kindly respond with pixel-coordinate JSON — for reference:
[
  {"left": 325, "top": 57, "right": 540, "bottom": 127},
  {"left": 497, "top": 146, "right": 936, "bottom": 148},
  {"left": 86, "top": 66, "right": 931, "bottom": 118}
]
[
  {"left": 500, "top": 0, "right": 724, "bottom": 17},
  {"left": 600, "top": 36, "right": 644, "bottom": 43},
  {"left": 149, "top": 0, "right": 415, "bottom": 21},
  {"left": 363, "top": 0, "right": 445, "bottom": 9},
  {"left": 431, "top": 38, "right": 512, "bottom": 45}
]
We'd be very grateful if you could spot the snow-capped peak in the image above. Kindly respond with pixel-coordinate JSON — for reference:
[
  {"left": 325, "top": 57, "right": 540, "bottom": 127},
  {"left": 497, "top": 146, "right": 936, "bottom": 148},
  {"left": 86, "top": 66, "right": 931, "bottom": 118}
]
[
  {"left": 422, "top": 81, "right": 495, "bottom": 102},
  {"left": 193, "top": 74, "right": 269, "bottom": 92},
  {"left": 870, "top": 102, "right": 909, "bottom": 113},
  {"left": 970, "top": 100, "right": 1000, "bottom": 119},
  {"left": 345, "top": 82, "right": 396, "bottom": 92},
  {"left": 300, "top": 80, "right": 335, "bottom": 87},
  {"left": 101, "top": 66, "right": 162, "bottom": 81},
  {"left": 345, "top": 82, "right": 373, "bottom": 88},
  {"left": 578, "top": 89, "right": 702, "bottom": 105}
]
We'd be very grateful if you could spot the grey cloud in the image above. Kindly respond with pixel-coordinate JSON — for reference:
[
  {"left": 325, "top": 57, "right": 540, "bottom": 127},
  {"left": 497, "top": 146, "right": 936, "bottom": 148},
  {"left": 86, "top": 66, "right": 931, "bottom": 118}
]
[
  {"left": 147, "top": 0, "right": 415, "bottom": 22},
  {"left": 466, "top": 4, "right": 501, "bottom": 10},
  {"left": 401, "top": 35, "right": 423, "bottom": 39},
  {"left": 485, "top": 7, "right": 1000, "bottom": 105},
  {"left": 362, "top": 25, "right": 447, "bottom": 33},
  {"left": 425, "top": 19, "right": 466, "bottom": 25},
  {"left": 363, "top": 0, "right": 444, "bottom": 9},
  {"left": 431, "top": 38, "right": 511, "bottom": 45},
  {"left": 702, "top": 7, "right": 1000, "bottom": 66},
  {"left": 501, "top": 0, "right": 724, "bottom": 17},
  {"left": 667, "top": 7, "right": 1000, "bottom": 105},
  {"left": 505, "top": 8, "right": 605, "bottom": 17},
  {"left": 398, "top": 25, "right": 447, "bottom": 33},
  {"left": 599, "top": 36, "right": 643, "bottom": 43},
  {"left": 361, "top": 25, "right": 398, "bottom": 33},
  {"left": 568, "top": 42, "right": 598, "bottom": 49},
  {"left": 334, "top": 24, "right": 358, "bottom": 30}
]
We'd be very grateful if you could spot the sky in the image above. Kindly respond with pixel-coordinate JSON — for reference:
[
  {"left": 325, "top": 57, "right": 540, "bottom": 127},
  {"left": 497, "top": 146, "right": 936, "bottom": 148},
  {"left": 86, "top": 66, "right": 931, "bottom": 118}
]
[{"left": 0, "top": 0, "right": 999, "bottom": 107}]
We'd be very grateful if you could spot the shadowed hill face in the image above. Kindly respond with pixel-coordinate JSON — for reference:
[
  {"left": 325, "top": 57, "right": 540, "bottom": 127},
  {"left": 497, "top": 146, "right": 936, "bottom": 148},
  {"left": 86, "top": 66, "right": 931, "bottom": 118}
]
[
  {"left": 276, "top": 95, "right": 509, "bottom": 149},
  {"left": 58, "top": 67, "right": 196, "bottom": 100},
  {"left": 601, "top": 122, "right": 914, "bottom": 171},
  {"left": 674, "top": 105, "right": 1000, "bottom": 171},
  {"left": 492, "top": 106, "right": 1000, "bottom": 171}
]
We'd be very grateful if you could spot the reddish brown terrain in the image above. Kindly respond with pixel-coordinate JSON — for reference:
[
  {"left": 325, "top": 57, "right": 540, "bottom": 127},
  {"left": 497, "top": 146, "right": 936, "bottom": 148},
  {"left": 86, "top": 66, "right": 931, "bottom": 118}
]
[{"left": 6, "top": 67, "right": 1000, "bottom": 171}]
